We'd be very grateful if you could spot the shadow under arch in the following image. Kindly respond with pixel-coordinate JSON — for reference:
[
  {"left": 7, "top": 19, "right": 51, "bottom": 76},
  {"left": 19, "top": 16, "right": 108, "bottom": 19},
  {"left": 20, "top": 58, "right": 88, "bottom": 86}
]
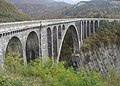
[
  {"left": 57, "top": 25, "right": 80, "bottom": 63},
  {"left": 95, "top": 20, "right": 99, "bottom": 32},
  {"left": 5, "top": 36, "right": 23, "bottom": 57},
  {"left": 26, "top": 31, "right": 39, "bottom": 62}
]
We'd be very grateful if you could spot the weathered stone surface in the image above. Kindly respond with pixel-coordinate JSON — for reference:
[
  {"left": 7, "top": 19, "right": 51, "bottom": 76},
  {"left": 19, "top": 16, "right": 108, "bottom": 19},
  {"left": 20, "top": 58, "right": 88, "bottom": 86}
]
[{"left": 79, "top": 44, "right": 120, "bottom": 76}]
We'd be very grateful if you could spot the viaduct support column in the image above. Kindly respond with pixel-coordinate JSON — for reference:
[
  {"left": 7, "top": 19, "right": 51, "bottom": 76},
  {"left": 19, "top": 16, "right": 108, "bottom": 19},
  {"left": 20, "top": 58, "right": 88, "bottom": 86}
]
[
  {"left": 0, "top": 37, "right": 4, "bottom": 68},
  {"left": 80, "top": 21, "right": 83, "bottom": 41},
  {"left": 93, "top": 21, "right": 95, "bottom": 33},
  {"left": 98, "top": 21, "right": 100, "bottom": 31},
  {"left": 23, "top": 42, "right": 27, "bottom": 64},
  {"left": 39, "top": 25, "right": 42, "bottom": 57},
  {"left": 22, "top": 31, "right": 27, "bottom": 64},
  {"left": 82, "top": 21, "right": 84, "bottom": 40},
  {"left": 85, "top": 21, "right": 87, "bottom": 38},
  {"left": 51, "top": 28, "right": 55, "bottom": 63},
  {"left": 89, "top": 21, "right": 91, "bottom": 36}
]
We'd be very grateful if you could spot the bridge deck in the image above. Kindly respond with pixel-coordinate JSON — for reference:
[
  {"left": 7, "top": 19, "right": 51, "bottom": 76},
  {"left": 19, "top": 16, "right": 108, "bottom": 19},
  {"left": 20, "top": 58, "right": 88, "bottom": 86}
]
[{"left": 0, "top": 18, "right": 120, "bottom": 34}]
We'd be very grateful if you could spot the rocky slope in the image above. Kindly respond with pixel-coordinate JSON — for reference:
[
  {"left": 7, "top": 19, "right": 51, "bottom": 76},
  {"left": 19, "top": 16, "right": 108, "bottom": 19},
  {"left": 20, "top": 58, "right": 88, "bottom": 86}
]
[{"left": 80, "top": 44, "right": 120, "bottom": 76}]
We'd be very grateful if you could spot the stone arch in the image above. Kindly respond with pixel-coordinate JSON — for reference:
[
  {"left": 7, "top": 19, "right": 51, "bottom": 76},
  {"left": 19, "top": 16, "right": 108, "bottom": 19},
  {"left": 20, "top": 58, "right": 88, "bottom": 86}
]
[
  {"left": 47, "top": 27, "right": 52, "bottom": 58},
  {"left": 90, "top": 21, "right": 94, "bottom": 34},
  {"left": 5, "top": 36, "right": 23, "bottom": 57},
  {"left": 26, "top": 31, "right": 39, "bottom": 62},
  {"left": 57, "top": 25, "right": 80, "bottom": 62},
  {"left": 62, "top": 25, "right": 65, "bottom": 30},
  {"left": 95, "top": 20, "right": 98, "bottom": 32},
  {"left": 58, "top": 25, "right": 62, "bottom": 39},
  {"left": 53, "top": 26, "right": 58, "bottom": 61}
]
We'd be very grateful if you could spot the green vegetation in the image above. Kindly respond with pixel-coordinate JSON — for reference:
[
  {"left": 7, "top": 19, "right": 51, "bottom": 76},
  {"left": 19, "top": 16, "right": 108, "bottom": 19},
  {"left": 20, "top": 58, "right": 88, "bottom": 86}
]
[
  {"left": 81, "top": 21, "right": 120, "bottom": 53},
  {"left": 0, "top": 50, "right": 120, "bottom": 86},
  {"left": 0, "top": 0, "right": 30, "bottom": 23},
  {"left": 64, "top": 0, "right": 120, "bottom": 18}
]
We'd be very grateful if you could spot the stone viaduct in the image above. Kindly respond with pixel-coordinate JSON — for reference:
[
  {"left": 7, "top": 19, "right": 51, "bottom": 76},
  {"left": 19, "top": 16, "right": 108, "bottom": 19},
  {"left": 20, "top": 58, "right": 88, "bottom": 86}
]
[{"left": 0, "top": 18, "right": 119, "bottom": 67}]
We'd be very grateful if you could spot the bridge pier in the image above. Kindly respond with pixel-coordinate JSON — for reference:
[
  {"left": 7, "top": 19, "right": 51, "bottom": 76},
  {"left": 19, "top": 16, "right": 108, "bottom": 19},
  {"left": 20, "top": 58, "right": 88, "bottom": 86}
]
[
  {"left": 0, "top": 37, "right": 4, "bottom": 68},
  {"left": 80, "top": 21, "right": 83, "bottom": 41}
]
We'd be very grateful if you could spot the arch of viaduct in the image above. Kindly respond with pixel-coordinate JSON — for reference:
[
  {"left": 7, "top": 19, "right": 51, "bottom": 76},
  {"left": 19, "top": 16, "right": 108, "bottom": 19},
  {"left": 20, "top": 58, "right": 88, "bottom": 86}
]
[{"left": 0, "top": 18, "right": 119, "bottom": 67}]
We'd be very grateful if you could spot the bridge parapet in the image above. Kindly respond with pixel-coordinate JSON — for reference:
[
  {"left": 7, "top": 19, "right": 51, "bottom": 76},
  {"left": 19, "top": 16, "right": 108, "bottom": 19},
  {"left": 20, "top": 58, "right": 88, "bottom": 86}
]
[{"left": 0, "top": 18, "right": 120, "bottom": 34}]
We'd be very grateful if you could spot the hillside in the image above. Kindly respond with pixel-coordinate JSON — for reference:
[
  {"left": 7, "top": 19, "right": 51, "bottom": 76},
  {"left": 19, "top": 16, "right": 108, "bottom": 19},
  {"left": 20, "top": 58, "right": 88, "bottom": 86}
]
[
  {"left": 0, "top": 0, "right": 30, "bottom": 23},
  {"left": 15, "top": 2, "right": 70, "bottom": 20},
  {"left": 6, "top": 0, "right": 120, "bottom": 19},
  {"left": 7, "top": 0, "right": 54, "bottom": 4},
  {"left": 63, "top": 0, "right": 120, "bottom": 18}
]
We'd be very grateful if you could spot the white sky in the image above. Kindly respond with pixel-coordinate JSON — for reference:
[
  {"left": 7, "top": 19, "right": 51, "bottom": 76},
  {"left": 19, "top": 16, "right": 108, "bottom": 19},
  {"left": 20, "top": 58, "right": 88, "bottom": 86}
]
[{"left": 55, "top": 0, "right": 90, "bottom": 4}]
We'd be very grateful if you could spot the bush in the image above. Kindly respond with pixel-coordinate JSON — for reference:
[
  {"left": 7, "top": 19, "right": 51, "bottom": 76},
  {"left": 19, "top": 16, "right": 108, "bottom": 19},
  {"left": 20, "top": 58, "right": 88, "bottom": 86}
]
[{"left": 2, "top": 55, "right": 120, "bottom": 86}]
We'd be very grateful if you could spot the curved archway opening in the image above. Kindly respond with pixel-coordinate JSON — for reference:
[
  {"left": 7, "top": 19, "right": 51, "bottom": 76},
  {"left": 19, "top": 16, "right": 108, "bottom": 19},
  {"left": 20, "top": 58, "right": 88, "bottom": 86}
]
[
  {"left": 59, "top": 25, "right": 79, "bottom": 64},
  {"left": 5, "top": 37, "right": 23, "bottom": 64},
  {"left": 84, "top": 21, "right": 86, "bottom": 39},
  {"left": 47, "top": 28, "right": 52, "bottom": 58},
  {"left": 5, "top": 37, "right": 23, "bottom": 56},
  {"left": 58, "top": 25, "right": 62, "bottom": 39},
  {"left": 95, "top": 21, "right": 98, "bottom": 32},
  {"left": 87, "top": 21, "right": 89, "bottom": 37},
  {"left": 90, "top": 21, "right": 94, "bottom": 34},
  {"left": 62, "top": 25, "right": 65, "bottom": 30},
  {"left": 26, "top": 31, "right": 39, "bottom": 62}
]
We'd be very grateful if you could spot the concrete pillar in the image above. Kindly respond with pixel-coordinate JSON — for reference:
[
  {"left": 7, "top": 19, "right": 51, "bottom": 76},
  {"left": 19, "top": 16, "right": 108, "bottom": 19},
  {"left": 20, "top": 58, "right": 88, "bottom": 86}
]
[
  {"left": 57, "top": 26, "right": 62, "bottom": 54},
  {"left": 98, "top": 21, "right": 100, "bottom": 30},
  {"left": 82, "top": 21, "right": 84, "bottom": 40},
  {"left": 93, "top": 21, "right": 95, "bottom": 33},
  {"left": 89, "top": 21, "right": 91, "bottom": 36},
  {"left": 41, "top": 26, "right": 49, "bottom": 59},
  {"left": 0, "top": 37, "right": 4, "bottom": 68},
  {"left": 85, "top": 21, "right": 88, "bottom": 38},
  {"left": 39, "top": 24, "right": 42, "bottom": 57},
  {"left": 51, "top": 28, "right": 55, "bottom": 63},
  {"left": 22, "top": 31, "right": 27, "bottom": 64},
  {"left": 23, "top": 43, "right": 27, "bottom": 64},
  {"left": 80, "top": 21, "right": 83, "bottom": 41}
]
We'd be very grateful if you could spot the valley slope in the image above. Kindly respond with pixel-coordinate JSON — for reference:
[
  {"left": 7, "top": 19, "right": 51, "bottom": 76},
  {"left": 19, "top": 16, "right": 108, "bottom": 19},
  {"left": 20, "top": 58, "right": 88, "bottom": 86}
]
[{"left": 0, "top": 0, "right": 30, "bottom": 23}]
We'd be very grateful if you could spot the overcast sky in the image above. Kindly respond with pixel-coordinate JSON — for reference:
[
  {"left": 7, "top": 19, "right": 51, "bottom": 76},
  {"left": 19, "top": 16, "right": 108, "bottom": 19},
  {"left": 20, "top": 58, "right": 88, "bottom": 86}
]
[{"left": 54, "top": 0, "right": 90, "bottom": 4}]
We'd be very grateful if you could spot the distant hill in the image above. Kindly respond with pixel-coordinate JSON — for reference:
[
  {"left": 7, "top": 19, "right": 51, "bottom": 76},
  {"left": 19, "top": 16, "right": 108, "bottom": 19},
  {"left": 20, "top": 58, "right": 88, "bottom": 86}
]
[
  {"left": 0, "top": 0, "right": 30, "bottom": 23},
  {"left": 6, "top": 0, "right": 71, "bottom": 19},
  {"left": 6, "top": 0, "right": 120, "bottom": 19},
  {"left": 63, "top": 0, "right": 120, "bottom": 18},
  {"left": 15, "top": 2, "right": 70, "bottom": 20},
  {"left": 7, "top": 0, "right": 54, "bottom": 4}
]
